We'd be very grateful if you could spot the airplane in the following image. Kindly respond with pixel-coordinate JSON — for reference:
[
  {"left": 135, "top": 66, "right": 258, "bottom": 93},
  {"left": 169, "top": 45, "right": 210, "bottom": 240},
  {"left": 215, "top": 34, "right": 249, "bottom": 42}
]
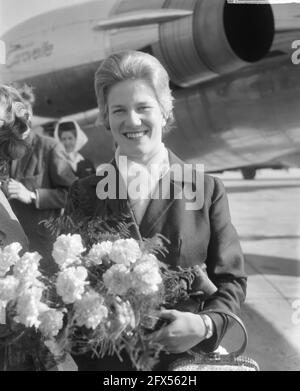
[{"left": 1, "top": 0, "right": 300, "bottom": 179}]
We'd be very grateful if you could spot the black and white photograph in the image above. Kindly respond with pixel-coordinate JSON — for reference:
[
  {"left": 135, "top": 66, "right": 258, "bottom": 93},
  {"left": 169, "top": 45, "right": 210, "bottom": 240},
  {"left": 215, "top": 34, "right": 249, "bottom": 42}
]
[{"left": 0, "top": 0, "right": 299, "bottom": 374}]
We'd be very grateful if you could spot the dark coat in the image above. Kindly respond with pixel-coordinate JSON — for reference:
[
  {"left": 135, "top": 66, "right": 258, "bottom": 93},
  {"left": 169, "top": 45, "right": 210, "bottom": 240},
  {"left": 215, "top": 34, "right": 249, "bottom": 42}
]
[
  {"left": 0, "top": 188, "right": 28, "bottom": 251},
  {"left": 75, "top": 158, "right": 95, "bottom": 179},
  {"left": 8, "top": 132, "right": 77, "bottom": 275},
  {"left": 67, "top": 150, "right": 247, "bottom": 371}
]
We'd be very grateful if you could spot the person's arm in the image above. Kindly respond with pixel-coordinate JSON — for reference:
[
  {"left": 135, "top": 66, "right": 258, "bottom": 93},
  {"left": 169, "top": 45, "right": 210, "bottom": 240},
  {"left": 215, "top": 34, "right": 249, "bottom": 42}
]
[
  {"left": 149, "top": 176, "right": 247, "bottom": 354},
  {"left": 35, "top": 143, "right": 77, "bottom": 210},
  {"left": 199, "top": 176, "right": 247, "bottom": 352}
]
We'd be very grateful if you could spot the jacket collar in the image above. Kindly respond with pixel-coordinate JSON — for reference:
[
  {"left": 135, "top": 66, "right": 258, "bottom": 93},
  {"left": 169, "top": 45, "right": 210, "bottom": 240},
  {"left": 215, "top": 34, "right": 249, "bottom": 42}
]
[{"left": 95, "top": 149, "right": 204, "bottom": 238}]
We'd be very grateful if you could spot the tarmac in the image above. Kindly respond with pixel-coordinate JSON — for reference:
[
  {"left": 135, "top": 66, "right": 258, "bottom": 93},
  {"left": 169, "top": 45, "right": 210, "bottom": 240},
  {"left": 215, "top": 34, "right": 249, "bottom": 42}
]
[{"left": 213, "top": 168, "right": 300, "bottom": 371}]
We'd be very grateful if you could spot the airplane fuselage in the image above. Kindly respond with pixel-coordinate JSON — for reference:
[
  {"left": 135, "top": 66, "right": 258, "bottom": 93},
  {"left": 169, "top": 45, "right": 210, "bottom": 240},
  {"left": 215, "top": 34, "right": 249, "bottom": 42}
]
[{"left": 1, "top": 0, "right": 300, "bottom": 171}]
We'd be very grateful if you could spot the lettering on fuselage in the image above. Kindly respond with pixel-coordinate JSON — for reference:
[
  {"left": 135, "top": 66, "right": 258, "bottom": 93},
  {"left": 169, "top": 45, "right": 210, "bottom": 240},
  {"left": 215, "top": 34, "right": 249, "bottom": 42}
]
[
  {"left": 6, "top": 41, "right": 54, "bottom": 68},
  {"left": 291, "top": 40, "right": 300, "bottom": 65}
]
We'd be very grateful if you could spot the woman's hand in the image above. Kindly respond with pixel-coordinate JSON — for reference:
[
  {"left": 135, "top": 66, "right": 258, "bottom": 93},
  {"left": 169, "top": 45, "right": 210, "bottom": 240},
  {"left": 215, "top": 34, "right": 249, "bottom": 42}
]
[
  {"left": 7, "top": 179, "right": 33, "bottom": 204},
  {"left": 151, "top": 309, "right": 207, "bottom": 353}
]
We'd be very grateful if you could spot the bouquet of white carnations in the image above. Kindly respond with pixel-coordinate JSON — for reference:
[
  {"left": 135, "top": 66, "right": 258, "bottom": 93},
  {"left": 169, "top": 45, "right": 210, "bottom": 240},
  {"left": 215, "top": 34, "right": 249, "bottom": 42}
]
[
  {"left": 0, "top": 242, "right": 64, "bottom": 370},
  {"left": 0, "top": 234, "right": 216, "bottom": 371}
]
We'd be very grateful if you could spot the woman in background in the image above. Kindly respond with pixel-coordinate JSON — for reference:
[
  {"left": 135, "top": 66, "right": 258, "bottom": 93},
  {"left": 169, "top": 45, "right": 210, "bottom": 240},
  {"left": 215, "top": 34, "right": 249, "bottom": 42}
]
[
  {"left": 54, "top": 120, "right": 95, "bottom": 179},
  {"left": 3, "top": 86, "right": 77, "bottom": 278}
]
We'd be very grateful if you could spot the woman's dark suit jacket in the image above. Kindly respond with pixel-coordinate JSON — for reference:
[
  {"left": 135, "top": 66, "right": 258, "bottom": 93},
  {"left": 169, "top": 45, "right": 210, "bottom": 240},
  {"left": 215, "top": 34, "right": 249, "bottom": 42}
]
[{"left": 67, "top": 150, "right": 247, "bottom": 371}]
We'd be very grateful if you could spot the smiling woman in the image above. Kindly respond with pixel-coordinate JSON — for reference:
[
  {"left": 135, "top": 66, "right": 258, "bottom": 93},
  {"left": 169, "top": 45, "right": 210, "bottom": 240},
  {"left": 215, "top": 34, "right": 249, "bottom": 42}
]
[
  {"left": 107, "top": 78, "right": 166, "bottom": 161},
  {"left": 95, "top": 50, "right": 174, "bottom": 136},
  {"left": 65, "top": 50, "right": 247, "bottom": 371}
]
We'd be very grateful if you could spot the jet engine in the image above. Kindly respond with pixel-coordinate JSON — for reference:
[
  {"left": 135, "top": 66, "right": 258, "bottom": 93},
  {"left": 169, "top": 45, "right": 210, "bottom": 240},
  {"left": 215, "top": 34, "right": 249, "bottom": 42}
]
[{"left": 152, "top": 0, "right": 275, "bottom": 87}]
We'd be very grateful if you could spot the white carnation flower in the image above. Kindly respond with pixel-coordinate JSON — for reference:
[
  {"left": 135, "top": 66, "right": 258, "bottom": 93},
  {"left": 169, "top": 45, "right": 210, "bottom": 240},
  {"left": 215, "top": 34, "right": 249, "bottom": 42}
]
[
  {"left": 109, "top": 239, "right": 141, "bottom": 266},
  {"left": 103, "top": 264, "right": 131, "bottom": 296},
  {"left": 13, "top": 252, "right": 44, "bottom": 294},
  {"left": 39, "top": 309, "right": 64, "bottom": 338},
  {"left": 14, "top": 287, "right": 45, "bottom": 328},
  {"left": 88, "top": 241, "right": 113, "bottom": 265},
  {"left": 56, "top": 266, "right": 88, "bottom": 304},
  {"left": 0, "top": 275, "right": 19, "bottom": 302},
  {"left": 131, "top": 254, "right": 162, "bottom": 295},
  {"left": 17, "top": 278, "right": 45, "bottom": 298},
  {"left": 52, "top": 234, "right": 85, "bottom": 269},
  {"left": 0, "top": 242, "right": 22, "bottom": 277},
  {"left": 113, "top": 298, "right": 136, "bottom": 330},
  {"left": 74, "top": 290, "right": 108, "bottom": 329},
  {"left": 13, "top": 251, "right": 41, "bottom": 281}
]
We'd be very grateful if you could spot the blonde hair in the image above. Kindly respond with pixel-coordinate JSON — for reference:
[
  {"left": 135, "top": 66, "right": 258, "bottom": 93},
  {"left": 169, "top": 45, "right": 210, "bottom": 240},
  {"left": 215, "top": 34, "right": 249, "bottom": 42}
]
[{"left": 94, "top": 50, "right": 174, "bottom": 133}]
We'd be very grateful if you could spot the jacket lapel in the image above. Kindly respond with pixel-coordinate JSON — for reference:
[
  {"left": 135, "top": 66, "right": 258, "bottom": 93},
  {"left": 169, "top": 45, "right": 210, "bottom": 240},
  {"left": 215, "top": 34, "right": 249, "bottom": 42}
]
[
  {"left": 138, "top": 151, "right": 185, "bottom": 237},
  {"left": 94, "top": 158, "right": 142, "bottom": 240}
]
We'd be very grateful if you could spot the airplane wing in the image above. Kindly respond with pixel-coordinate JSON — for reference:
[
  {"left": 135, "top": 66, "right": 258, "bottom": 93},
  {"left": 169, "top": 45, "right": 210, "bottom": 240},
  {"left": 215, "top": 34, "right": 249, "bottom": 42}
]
[{"left": 93, "top": 9, "right": 193, "bottom": 30}]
